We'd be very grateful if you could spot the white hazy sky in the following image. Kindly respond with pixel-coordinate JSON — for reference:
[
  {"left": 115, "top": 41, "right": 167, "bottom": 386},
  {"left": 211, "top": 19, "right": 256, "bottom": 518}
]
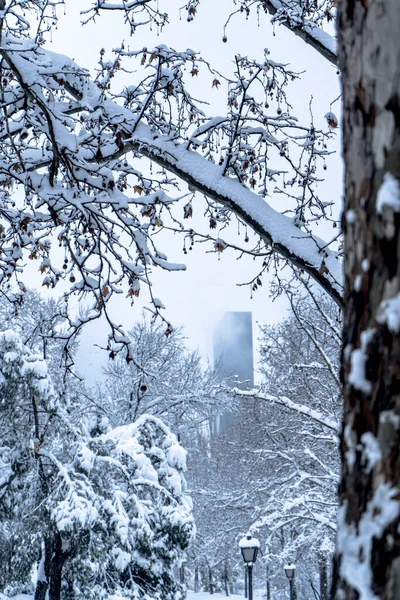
[{"left": 41, "top": 0, "right": 342, "bottom": 383}]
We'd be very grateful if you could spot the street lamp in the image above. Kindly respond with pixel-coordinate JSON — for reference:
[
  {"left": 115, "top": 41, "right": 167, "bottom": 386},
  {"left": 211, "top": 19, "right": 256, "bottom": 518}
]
[
  {"left": 239, "top": 534, "right": 260, "bottom": 600},
  {"left": 284, "top": 563, "right": 296, "bottom": 600}
]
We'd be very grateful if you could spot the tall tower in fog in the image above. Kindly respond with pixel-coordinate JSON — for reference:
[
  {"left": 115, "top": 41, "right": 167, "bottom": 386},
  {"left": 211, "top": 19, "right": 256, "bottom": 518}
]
[{"left": 213, "top": 311, "right": 254, "bottom": 390}]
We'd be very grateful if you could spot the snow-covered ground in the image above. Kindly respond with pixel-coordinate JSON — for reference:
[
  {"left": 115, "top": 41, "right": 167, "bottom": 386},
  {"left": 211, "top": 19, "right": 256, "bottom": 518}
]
[
  {"left": 2, "top": 594, "right": 255, "bottom": 600},
  {"left": 187, "top": 591, "right": 261, "bottom": 600},
  {"left": 0, "top": 595, "right": 31, "bottom": 600}
]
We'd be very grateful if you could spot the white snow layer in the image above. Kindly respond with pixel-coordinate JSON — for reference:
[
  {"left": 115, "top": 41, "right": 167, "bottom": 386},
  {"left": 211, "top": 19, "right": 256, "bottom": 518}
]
[
  {"left": 239, "top": 535, "right": 261, "bottom": 548},
  {"left": 348, "top": 329, "right": 375, "bottom": 394},
  {"left": 377, "top": 173, "right": 400, "bottom": 213},
  {"left": 377, "top": 292, "right": 400, "bottom": 333},
  {"left": 338, "top": 484, "right": 400, "bottom": 600}
]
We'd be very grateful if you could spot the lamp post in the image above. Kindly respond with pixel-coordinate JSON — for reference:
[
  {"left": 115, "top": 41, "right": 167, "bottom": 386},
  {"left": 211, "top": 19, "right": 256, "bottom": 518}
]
[
  {"left": 284, "top": 563, "right": 296, "bottom": 600},
  {"left": 239, "top": 534, "right": 260, "bottom": 600}
]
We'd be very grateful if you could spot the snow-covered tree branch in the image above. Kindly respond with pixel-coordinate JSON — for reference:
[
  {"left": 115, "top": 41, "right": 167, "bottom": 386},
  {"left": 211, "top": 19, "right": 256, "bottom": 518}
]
[
  {"left": 235, "top": 388, "right": 340, "bottom": 432},
  {"left": 0, "top": 0, "right": 343, "bottom": 359}
]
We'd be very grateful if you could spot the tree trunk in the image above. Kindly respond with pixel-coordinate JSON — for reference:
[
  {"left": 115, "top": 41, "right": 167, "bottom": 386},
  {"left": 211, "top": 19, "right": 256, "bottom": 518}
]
[
  {"left": 266, "top": 563, "right": 271, "bottom": 600},
  {"left": 195, "top": 566, "right": 199, "bottom": 593},
  {"left": 228, "top": 562, "right": 234, "bottom": 595},
  {"left": 49, "top": 533, "right": 67, "bottom": 600},
  {"left": 209, "top": 566, "right": 214, "bottom": 595},
  {"left": 224, "top": 558, "right": 230, "bottom": 596},
  {"left": 318, "top": 553, "right": 328, "bottom": 600},
  {"left": 229, "top": 578, "right": 234, "bottom": 595},
  {"left": 34, "top": 538, "right": 51, "bottom": 600},
  {"left": 335, "top": 0, "right": 400, "bottom": 598},
  {"left": 203, "top": 568, "right": 209, "bottom": 592},
  {"left": 34, "top": 578, "right": 48, "bottom": 600}
]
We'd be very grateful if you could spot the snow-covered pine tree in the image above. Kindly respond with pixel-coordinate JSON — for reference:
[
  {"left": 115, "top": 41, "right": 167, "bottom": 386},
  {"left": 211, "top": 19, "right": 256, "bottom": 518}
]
[
  {"left": 0, "top": 327, "right": 194, "bottom": 600},
  {"left": 48, "top": 415, "right": 194, "bottom": 600}
]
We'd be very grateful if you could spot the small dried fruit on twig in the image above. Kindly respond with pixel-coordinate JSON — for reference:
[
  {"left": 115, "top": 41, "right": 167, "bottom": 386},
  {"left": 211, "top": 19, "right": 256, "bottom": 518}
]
[
  {"left": 325, "top": 111, "right": 338, "bottom": 129},
  {"left": 115, "top": 131, "right": 124, "bottom": 150},
  {"left": 184, "top": 203, "right": 193, "bottom": 218},
  {"left": 318, "top": 262, "right": 330, "bottom": 275},
  {"left": 214, "top": 238, "right": 227, "bottom": 252},
  {"left": 141, "top": 205, "right": 152, "bottom": 217}
]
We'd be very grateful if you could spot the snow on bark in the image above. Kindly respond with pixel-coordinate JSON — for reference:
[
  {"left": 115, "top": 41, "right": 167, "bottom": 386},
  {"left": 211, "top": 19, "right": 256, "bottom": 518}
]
[
  {"left": 377, "top": 293, "right": 400, "bottom": 334},
  {"left": 347, "top": 329, "right": 375, "bottom": 395},
  {"left": 376, "top": 173, "right": 400, "bottom": 214},
  {"left": 337, "top": 485, "right": 400, "bottom": 600}
]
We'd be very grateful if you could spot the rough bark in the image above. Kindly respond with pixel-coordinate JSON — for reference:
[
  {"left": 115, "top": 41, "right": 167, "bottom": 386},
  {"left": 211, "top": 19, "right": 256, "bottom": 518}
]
[{"left": 335, "top": 0, "right": 400, "bottom": 598}]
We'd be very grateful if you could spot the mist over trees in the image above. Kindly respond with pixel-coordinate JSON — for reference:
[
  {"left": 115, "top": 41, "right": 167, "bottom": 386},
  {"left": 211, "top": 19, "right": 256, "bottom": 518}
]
[
  {"left": 180, "top": 288, "right": 341, "bottom": 599},
  {"left": 0, "top": 0, "right": 399, "bottom": 599}
]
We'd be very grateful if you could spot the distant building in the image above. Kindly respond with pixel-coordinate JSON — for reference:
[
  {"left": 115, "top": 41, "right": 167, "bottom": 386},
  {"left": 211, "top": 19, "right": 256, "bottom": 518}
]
[{"left": 213, "top": 311, "right": 254, "bottom": 390}]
